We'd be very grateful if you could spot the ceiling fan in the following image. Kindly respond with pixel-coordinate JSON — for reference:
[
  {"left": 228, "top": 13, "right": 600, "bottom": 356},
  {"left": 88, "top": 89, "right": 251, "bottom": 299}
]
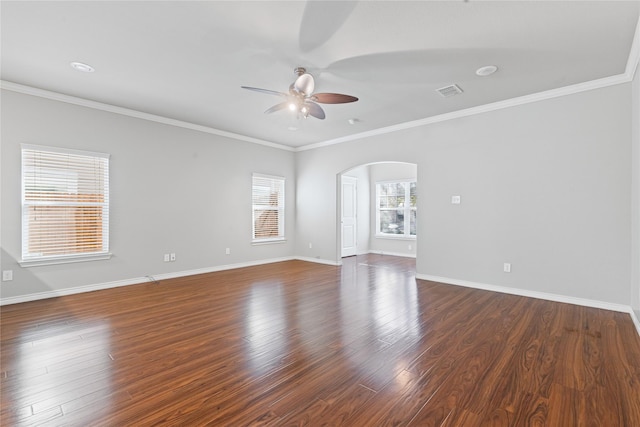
[{"left": 241, "top": 67, "right": 358, "bottom": 120}]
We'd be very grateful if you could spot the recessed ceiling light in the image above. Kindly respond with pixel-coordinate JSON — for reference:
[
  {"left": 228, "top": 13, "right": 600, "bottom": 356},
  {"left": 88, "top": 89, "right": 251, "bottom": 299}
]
[
  {"left": 476, "top": 65, "right": 498, "bottom": 77},
  {"left": 70, "top": 62, "right": 95, "bottom": 73}
]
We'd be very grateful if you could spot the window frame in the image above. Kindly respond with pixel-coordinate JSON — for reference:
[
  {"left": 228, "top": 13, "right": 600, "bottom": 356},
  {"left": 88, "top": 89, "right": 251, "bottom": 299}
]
[
  {"left": 251, "top": 173, "right": 285, "bottom": 244},
  {"left": 375, "top": 179, "right": 417, "bottom": 239},
  {"left": 20, "top": 144, "right": 111, "bottom": 267}
]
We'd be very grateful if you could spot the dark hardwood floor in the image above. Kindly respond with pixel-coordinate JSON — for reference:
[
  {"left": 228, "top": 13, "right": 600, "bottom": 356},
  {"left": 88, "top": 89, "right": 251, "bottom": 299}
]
[{"left": 2, "top": 254, "right": 640, "bottom": 426}]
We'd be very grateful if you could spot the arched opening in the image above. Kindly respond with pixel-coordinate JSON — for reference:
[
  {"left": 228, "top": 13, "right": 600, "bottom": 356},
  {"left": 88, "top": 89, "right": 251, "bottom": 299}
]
[{"left": 337, "top": 162, "right": 418, "bottom": 263}]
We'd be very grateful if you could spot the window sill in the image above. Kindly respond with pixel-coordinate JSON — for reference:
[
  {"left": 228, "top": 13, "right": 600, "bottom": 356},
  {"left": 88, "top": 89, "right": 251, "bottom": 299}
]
[
  {"left": 375, "top": 234, "right": 416, "bottom": 241},
  {"left": 252, "top": 238, "right": 286, "bottom": 246},
  {"left": 20, "top": 253, "right": 112, "bottom": 267}
]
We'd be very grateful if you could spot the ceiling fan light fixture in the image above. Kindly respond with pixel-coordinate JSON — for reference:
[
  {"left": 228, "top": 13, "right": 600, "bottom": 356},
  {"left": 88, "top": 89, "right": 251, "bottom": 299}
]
[{"left": 476, "top": 65, "right": 498, "bottom": 77}]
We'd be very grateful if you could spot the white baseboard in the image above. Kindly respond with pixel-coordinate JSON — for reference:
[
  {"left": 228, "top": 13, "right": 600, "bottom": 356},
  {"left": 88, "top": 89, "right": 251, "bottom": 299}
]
[
  {"left": 149, "top": 257, "right": 296, "bottom": 281},
  {"left": 0, "top": 257, "right": 297, "bottom": 306},
  {"left": 416, "top": 273, "right": 640, "bottom": 336},
  {"left": 294, "top": 256, "right": 341, "bottom": 266},
  {"left": 631, "top": 310, "right": 640, "bottom": 336},
  {"left": 4, "top": 261, "right": 638, "bottom": 337},
  {"left": 0, "top": 277, "right": 150, "bottom": 306},
  {"left": 0, "top": 256, "right": 343, "bottom": 306},
  {"left": 369, "top": 250, "right": 417, "bottom": 259}
]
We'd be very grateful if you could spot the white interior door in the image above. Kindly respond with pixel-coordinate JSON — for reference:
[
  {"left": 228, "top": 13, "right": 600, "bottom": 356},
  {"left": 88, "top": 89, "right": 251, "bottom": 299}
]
[{"left": 341, "top": 176, "right": 357, "bottom": 257}]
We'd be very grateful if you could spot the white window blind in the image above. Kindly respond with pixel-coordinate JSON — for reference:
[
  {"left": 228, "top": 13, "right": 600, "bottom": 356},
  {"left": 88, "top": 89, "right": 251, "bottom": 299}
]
[
  {"left": 252, "top": 174, "right": 285, "bottom": 242},
  {"left": 21, "top": 145, "right": 110, "bottom": 265}
]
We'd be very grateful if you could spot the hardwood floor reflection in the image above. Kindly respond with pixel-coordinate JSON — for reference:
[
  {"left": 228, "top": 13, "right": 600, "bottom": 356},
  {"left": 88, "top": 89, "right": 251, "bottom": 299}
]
[{"left": 2, "top": 254, "right": 640, "bottom": 426}]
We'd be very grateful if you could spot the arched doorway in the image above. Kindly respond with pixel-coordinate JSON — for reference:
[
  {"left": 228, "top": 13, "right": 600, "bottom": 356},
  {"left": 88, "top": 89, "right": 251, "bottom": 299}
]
[{"left": 338, "top": 162, "right": 418, "bottom": 261}]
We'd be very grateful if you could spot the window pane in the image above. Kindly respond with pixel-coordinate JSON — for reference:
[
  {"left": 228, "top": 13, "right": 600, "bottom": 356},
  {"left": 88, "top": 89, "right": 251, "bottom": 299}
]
[
  {"left": 410, "top": 182, "right": 417, "bottom": 208},
  {"left": 380, "top": 209, "right": 404, "bottom": 234},
  {"left": 22, "top": 146, "right": 109, "bottom": 261},
  {"left": 410, "top": 208, "right": 417, "bottom": 235},
  {"left": 252, "top": 174, "right": 285, "bottom": 241},
  {"left": 376, "top": 180, "right": 416, "bottom": 238}
]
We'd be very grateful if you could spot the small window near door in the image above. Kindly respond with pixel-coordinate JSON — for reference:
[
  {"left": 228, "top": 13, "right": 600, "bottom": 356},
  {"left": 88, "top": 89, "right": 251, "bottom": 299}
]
[
  {"left": 376, "top": 180, "right": 416, "bottom": 238},
  {"left": 252, "top": 173, "right": 285, "bottom": 243}
]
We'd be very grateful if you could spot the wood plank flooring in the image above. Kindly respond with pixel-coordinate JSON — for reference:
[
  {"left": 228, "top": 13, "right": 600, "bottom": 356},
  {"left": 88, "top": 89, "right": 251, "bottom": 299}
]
[{"left": 2, "top": 254, "right": 640, "bottom": 426}]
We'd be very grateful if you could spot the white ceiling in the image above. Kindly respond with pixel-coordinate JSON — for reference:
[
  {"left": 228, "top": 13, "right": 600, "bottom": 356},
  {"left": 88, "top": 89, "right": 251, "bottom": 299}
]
[{"left": 2, "top": 1, "right": 639, "bottom": 149}]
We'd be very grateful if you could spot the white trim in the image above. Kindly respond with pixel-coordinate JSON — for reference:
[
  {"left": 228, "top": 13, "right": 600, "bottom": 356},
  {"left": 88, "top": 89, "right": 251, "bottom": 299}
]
[
  {"left": 369, "top": 250, "right": 416, "bottom": 259},
  {"left": 1, "top": 81, "right": 294, "bottom": 152},
  {"left": 298, "top": 73, "right": 631, "bottom": 152},
  {"left": 3, "top": 25, "right": 638, "bottom": 157},
  {"left": 2, "top": 258, "right": 638, "bottom": 337},
  {"left": 294, "top": 256, "right": 341, "bottom": 266},
  {"left": 416, "top": 273, "right": 640, "bottom": 336},
  {"left": 0, "top": 276, "right": 148, "bottom": 306},
  {"left": 631, "top": 310, "right": 640, "bottom": 336},
  {"left": 150, "top": 257, "right": 295, "bottom": 281},
  {"left": 21, "top": 143, "right": 110, "bottom": 159},
  {"left": 626, "top": 12, "right": 640, "bottom": 80},
  {"left": 20, "top": 253, "right": 112, "bottom": 267},
  {"left": 0, "top": 257, "right": 297, "bottom": 306}
]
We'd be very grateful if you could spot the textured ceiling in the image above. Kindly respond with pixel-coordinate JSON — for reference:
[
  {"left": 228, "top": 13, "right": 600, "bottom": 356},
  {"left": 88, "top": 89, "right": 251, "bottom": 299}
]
[{"left": 1, "top": 1, "right": 639, "bottom": 149}]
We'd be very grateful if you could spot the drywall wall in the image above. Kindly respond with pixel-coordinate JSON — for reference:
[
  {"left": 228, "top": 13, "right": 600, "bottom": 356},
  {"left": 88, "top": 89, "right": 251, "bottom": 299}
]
[
  {"left": 369, "top": 163, "right": 417, "bottom": 258},
  {"left": 296, "top": 83, "right": 632, "bottom": 306},
  {"left": 0, "top": 90, "right": 296, "bottom": 301}
]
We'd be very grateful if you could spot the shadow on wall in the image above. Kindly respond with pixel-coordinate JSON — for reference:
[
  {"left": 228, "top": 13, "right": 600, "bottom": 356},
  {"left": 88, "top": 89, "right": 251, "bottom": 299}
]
[{"left": 0, "top": 247, "right": 57, "bottom": 303}]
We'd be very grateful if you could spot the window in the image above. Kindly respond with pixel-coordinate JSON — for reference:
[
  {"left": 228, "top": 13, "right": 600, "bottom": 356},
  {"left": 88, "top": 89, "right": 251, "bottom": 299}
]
[
  {"left": 21, "top": 145, "right": 110, "bottom": 265},
  {"left": 252, "top": 174, "right": 285, "bottom": 242},
  {"left": 376, "top": 180, "right": 416, "bottom": 238}
]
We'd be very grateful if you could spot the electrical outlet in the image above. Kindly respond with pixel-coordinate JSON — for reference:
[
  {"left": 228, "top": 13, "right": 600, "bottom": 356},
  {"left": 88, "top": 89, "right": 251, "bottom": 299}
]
[
  {"left": 164, "top": 254, "right": 170, "bottom": 262},
  {"left": 170, "top": 253, "right": 176, "bottom": 262},
  {"left": 309, "top": 243, "right": 312, "bottom": 249},
  {"left": 2, "top": 270, "right": 13, "bottom": 281},
  {"left": 503, "top": 263, "right": 511, "bottom": 273},
  {"left": 451, "top": 195, "right": 461, "bottom": 204},
  {"left": 408, "top": 244, "right": 412, "bottom": 250},
  {"left": 225, "top": 248, "right": 231, "bottom": 255}
]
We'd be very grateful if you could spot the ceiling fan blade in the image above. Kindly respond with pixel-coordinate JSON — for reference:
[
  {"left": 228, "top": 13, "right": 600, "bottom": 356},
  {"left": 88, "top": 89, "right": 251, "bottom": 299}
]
[
  {"left": 264, "top": 102, "right": 291, "bottom": 114},
  {"left": 241, "top": 86, "right": 288, "bottom": 97},
  {"left": 312, "top": 93, "right": 359, "bottom": 104},
  {"left": 299, "top": 1, "right": 357, "bottom": 52},
  {"left": 306, "top": 102, "right": 325, "bottom": 120},
  {"left": 293, "top": 73, "right": 315, "bottom": 95}
]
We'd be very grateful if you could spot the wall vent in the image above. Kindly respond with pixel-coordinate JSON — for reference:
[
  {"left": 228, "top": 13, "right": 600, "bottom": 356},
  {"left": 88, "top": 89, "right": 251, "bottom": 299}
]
[{"left": 436, "top": 84, "right": 463, "bottom": 97}]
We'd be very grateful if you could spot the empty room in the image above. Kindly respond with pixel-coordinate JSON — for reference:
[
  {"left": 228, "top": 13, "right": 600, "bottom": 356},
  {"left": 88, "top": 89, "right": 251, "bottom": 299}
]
[{"left": 1, "top": 1, "right": 640, "bottom": 425}]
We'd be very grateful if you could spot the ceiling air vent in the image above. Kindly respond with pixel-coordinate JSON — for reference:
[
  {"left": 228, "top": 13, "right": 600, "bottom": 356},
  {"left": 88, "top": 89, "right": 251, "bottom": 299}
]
[{"left": 436, "top": 84, "right": 463, "bottom": 98}]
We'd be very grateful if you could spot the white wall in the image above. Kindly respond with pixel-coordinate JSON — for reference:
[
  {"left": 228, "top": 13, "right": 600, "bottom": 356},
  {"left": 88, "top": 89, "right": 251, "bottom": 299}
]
[
  {"left": 1, "top": 82, "right": 635, "bottom": 310},
  {"left": 0, "top": 90, "right": 296, "bottom": 301},
  {"left": 369, "top": 163, "right": 417, "bottom": 258},
  {"left": 296, "top": 83, "right": 632, "bottom": 306}
]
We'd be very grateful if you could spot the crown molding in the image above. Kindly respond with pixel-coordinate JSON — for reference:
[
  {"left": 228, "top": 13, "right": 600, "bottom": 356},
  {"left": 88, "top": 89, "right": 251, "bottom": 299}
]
[
  {"left": 299, "top": 14, "right": 640, "bottom": 152},
  {"left": 298, "top": 73, "right": 632, "bottom": 152},
  {"left": 0, "top": 80, "right": 295, "bottom": 152},
  {"left": 3, "top": 12, "right": 639, "bottom": 154},
  {"left": 626, "top": 11, "right": 640, "bottom": 80}
]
